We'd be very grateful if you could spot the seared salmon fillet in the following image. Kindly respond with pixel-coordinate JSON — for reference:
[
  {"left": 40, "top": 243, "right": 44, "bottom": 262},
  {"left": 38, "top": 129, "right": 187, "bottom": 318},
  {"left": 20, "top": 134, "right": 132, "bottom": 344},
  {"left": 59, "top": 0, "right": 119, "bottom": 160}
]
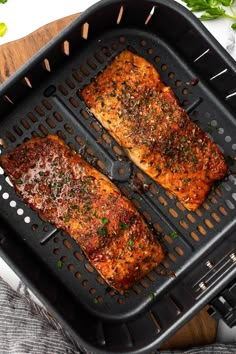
[
  {"left": 0, "top": 135, "right": 164, "bottom": 291},
  {"left": 82, "top": 50, "right": 227, "bottom": 210}
]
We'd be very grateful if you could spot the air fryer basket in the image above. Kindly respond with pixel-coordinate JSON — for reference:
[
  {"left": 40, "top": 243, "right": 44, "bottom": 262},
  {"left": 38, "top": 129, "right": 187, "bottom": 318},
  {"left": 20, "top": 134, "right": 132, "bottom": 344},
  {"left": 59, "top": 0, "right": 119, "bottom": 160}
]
[{"left": 0, "top": 0, "right": 235, "bottom": 352}]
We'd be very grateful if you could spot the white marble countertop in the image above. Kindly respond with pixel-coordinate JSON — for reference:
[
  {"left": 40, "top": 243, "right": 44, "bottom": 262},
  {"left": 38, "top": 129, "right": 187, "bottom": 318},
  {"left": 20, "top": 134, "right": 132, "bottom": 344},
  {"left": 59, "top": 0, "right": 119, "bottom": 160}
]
[{"left": 0, "top": 0, "right": 235, "bottom": 296}]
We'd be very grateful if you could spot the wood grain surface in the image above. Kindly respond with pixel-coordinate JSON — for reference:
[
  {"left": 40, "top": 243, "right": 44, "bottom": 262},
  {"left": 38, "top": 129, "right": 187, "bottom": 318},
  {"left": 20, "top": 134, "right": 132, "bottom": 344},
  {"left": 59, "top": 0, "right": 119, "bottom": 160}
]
[{"left": 0, "top": 13, "right": 217, "bottom": 351}]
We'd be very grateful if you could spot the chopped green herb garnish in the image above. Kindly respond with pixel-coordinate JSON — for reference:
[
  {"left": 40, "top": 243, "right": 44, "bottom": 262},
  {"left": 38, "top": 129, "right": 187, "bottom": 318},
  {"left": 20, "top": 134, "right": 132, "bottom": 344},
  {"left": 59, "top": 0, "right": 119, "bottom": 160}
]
[
  {"left": 181, "top": 136, "right": 187, "bottom": 142},
  {"left": 15, "top": 179, "right": 23, "bottom": 184},
  {"left": 0, "top": 23, "right": 7, "bottom": 37},
  {"left": 170, "top": 231, "right": 179, "bottom": 239},
  {"left": 64, "top": 214, "right": 70, "bottom": 222},
  {"left": 150, "top": 292, "right": 155, "bottom": 300},
  {"left": 97, "top": 226, "right": 108, "bottom": 236},
  {"left": 57, "top": 260, "right": 63, "bottom": 269},
  {"left": 127, "top": 239, "right": 134, "bottom": 247},
  {"left": 191, "top": 156, "right": 198, "bottom": 164},
  {"left": 95, "top": 96, "right": 103, "bottom": 101},
  {"left": 102, "top": 217, "right": 109, "bottom": 225},
  {"left": 119, "top": 222, "right": 129, "bottom": 230}
]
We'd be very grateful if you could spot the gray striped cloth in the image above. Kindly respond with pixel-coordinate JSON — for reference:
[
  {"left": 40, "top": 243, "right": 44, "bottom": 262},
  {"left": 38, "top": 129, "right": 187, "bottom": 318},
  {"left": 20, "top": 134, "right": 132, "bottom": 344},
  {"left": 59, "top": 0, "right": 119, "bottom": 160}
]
[{"left": 0, "top": 276, "right": 235, "bottom": 354}]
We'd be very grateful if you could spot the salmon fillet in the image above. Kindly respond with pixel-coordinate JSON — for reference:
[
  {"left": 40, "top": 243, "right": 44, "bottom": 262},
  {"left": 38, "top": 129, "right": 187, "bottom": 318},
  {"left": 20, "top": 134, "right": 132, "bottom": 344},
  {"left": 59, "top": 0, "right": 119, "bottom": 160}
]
[
  {"left": 82, "top": 50, "right": 227, "bottom": 210},
  {"left": 0, "top": 135, "right": 164, "bottom": 291}
]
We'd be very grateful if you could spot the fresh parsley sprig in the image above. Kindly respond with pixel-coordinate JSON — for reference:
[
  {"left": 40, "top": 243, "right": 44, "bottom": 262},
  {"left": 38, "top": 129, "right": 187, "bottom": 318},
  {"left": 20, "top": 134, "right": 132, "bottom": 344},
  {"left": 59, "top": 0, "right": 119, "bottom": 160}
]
[
  {"left": 182, "top": 0, "right": 236, "bottom": 29},
  {"left": 0, "top": 0, "right": 7, "bottom": 37}
]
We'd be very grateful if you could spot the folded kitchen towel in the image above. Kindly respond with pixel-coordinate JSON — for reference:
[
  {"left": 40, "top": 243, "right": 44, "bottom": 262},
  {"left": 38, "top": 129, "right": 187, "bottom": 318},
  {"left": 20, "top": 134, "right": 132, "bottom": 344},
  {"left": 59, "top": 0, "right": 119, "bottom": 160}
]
[{"left": 0, "top": 276, "right": 235, "bottom": 354}]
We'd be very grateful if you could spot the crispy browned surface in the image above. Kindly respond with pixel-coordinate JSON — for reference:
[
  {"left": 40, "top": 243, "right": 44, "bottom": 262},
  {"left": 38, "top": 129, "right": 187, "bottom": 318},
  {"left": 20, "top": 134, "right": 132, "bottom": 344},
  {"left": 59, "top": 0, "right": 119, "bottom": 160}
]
[
  {"left": 82, "top": 50, "right": 227, "bottom": 211},
  {"left": 0, "top": 135, "right": 164, "bottom": 291}
]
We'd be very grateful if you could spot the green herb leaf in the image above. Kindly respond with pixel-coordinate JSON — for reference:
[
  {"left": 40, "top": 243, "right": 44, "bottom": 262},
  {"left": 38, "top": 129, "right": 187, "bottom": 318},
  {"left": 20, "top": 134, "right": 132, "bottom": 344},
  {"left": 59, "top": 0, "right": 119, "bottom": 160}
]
[
  {"left": 57, "top": 260, "right": 63, "bottom": 269},
  {"left": 15, "top": 179, "right": 23, "bottom": 184},
  {"left": 0, "top": 0, "right": 8, "bottom": 4},
  {"left": 181, "top": 136, "right": 187, "bottom": 142},
  {"left": 119, "top": 221, "right": 129, "bottom": 230},
  {"left": 97, "top": 226, "right": 108, "bottom": 236},
  {"left": 200, "top": 7, "right": 225, "bottom": 20},
  {"left": 232, "top": 22, "right": 236, "bottom": 29},
  {"left": 220, "top": 0, "right": 234, "bottom": 5},
  {"left": 150, "top": 292, "right": 155, "bottom": 300},
  {"left": 64, "top": 214, "right": 70, "bottom": 222},
  {"left": 0, "top": 23, "right": 7, "bottom": 37},
  {"left": 101, "top": 217, "right": 109, "bottom": 225},
  {"left": 127, "top": 239, "right": 134, "bottom": 247},
  {"left": 169, "top": 231, "right": 179, "bottom": 239}
]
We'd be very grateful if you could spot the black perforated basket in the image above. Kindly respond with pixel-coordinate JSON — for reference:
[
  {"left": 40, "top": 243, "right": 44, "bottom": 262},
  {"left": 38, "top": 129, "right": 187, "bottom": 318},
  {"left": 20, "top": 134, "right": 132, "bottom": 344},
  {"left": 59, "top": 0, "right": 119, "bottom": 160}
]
[{"left": 0, "top": 0, "right": 235, "bottom": 353}]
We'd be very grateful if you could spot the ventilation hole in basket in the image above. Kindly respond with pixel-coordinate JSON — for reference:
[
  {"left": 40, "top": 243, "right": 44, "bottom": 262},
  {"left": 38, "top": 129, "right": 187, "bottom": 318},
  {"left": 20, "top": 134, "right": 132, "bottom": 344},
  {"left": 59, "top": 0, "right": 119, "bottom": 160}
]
[
  {"left": 182, "top": 88, "right": 189, "bottom": 95},
  {"left": 222, "top": 182, "right": 231, "bottom": 192},
  {"left": 175, "top": 247, "right": 184, "bottom": 256},
  {"left": 175, "top": 202, "right": 185, "bottom": 211},
  {"left": 120, "top": 187, "right": 130, "bottom": 197},
  {"left": 112, "top": 145, "right": 122, "bottom": 156},
  {"left": 89, "top": 288, "right": 96, "bottom": 295},
  {"left": 43, "top": 225, "right": 49, "bottom": 232},
  {"left": 85, "top": 263, "right": 94, "bottom": 273},
  {"left": 43, "top": 58, "right": 51, "bottom": 72},
  {"left": 132, "top": 285, "right": 141, "bottom": 294},
  {"left": 162, "top": 260, "right": 170, "bottom": 268},
  {"left": 161, "top": 64, "right": 168, "bottom": 71},
  {"left": 180, "top": 219, "right": 189, "bottom": 229},
  {"left": 118, "top": 168, "right": 125, "bottom": 176},
  {"left": 27, "top": 112, "right": 38, "bottom": 122},
  {"left": 46, "top": 118, "right": 56, "bottom": 128},
  {"left": 20, "top": 118, "right": 30, "bottom": 130},
  {"left": 169, "top": 208, "right": 178, "bottom": 218},
  {"left": 187, "top": 213, "right": 196, "bottom": 224},
  {"left": 168, "top": 253, "right": 177, "bottom": 263},
  {"left": 140, "top": 40, "right": 147, "bottom": 47},
  {"left": 35, "top": 106, "right": 45, "bottom": 116},
  {"left": 87, "top": 58, "right": 97, "bottom": 70},
  {"left": 102, "top": 134, "right": 111, "bottom": 144},
  {"left": 211, "top": 212, "right": 220, "bottom": 222},
  {"left": 232, "top": 144, "right": 236, "bottom": 150},
  {"left": 204, "top": 219, "right": 214, "bottom": 229},
  {"left": 63, "top": 40, "right": 70, "bottom": 56},
  {"left": 136, "top": 172, "right": 145, "bottom": 183},
  {"left": 202, "top": 202, "right": 210, "bottom": 210},
  {"left": 75, "top": 272, "right": 82, "bottom": 279},
  {"left": 52, "top": 112, "right": 62, "bottom": 123},
  {"left": 147, "top": 48, "right": 153, "bottom": 55},
  {"left": 168, "top": 72, "right": 175, "bottom": 79},
  {"left": 64, "top": 124, "right": 73, "bottom": 135},
  {"left": 165, "top": 191, "right": 174, "bottom": 200},
  {"left": 80, "top": 109, "right": 89, "bottom": 120},
  {"left": 57, "top": 130, "right": 66, "bottom": 140},
  {"left": 10, "top": 200, "right": 16, "bottom": 208},
  {"left": 119, "top": 36, "right": 125, "bottom": 44},
  {"left": 5, "top": 131, "right": 16, "bottom": 142},
  {"left": 75, "top": 136, "right": 84, "bottom": 146},
  {"left": 175, "top": 80, "right": 182, "bottom": 87},
  {"left": 86, "top": 147, "right": 94, "bottom": 157},
  {"left": 94, "top": 52, "right": 104, "bottom": 64},
  {"left": 31, "top": 224, "right": 38, "bottom": 231},
  {"left": 158, "top": 196, "right": 167, "bottom": 206},
  {"left": 225, "top": 135, "right": 232, "bottom": 142},
  {"left": 112, "top": 43, "right": 118, "bottom": 50},
  {"left": 143, "top": 211, "right": 152, "bottom": 221},
  {"left": 74, "top": 251, "right": 83, "bottom": 262},
  {"left": 69, "top": 97, "right": 79, "bottom": 108},
  {"left": 102, "top": 47, "right": 112, "bottom": 57},
  {"left": 2, "top": 192, "right": 9, "bottom": 200},
  {"left": 132, "top": 199, "right": 141, "bottom": 209},
  {"left": 42, "top": 99, "right": 52, "bottom": 110},
  {"left": 146, "top": 273, "right": 155, "bottom": 282},
  {"left": 116, "top": 5, "right": 124, "bottom": 24},
  {"left": 24, "top": 216, "right": 31, "bottom": 224},
  {"left": 225, "top": 200, "right": 235, "bottom": 209},
  {"left": 31, "top": 131, "right": 40, "bottom": 138},
  {"left": 63, "top": 239, "right": 72, "bottom": 250},
  {"left": 80, "top": 65, "right": 90, "bottom": 77},
  {"left": 139, "top": 279, "right": 149, "bottom": 288},
  {"left": 96, "top": 296, "right": 103, "bottom": 304},
  {"left": 81, "top": 22, "right": 89, "bottom": 40},
  {"left": 53, "top": 248, "right": 60, "bottom": 255},
  {"left": 209, "top": 195, "right": 217, "bottom": 205},
  {"left": 197, "top": 225, "right": 207, "bottom": 235},
  {"left": 153, "top": 223, "right": 162, "bottom": 233},
  {"left": 0, "top": 167, "right": 4, "bottom": 175},
  {"left": 96, "top": 276, "right": 105, "bottom": 285},
  {"left": 190, "top": 231, "right": 200, "bottom": 241},
  {"left": 68, "top": 142, "right": 76, "bottom": 151},
  {"left": 97, "top": 160, "right": 106, "bottom": 171},
  {"left": 164, "top": 234, "right": 173, "bottom": 244},
  {"left": 58, "top": 85, "right": 68, "bottom": 96},
  {"left": 5, "top": 177, "right": 13, "bottom": 187},
  {"left": 39, "top": 124, "right": 48, "bottom": 136},
  {"left": 72, "top": 70, "right": 83, "bottom": 83},
  {"left": 23, "top": 76, "right": 32, "bottom": 88},
  {"left": 182, "top": 100, "right": 189, "bottom": 106},
  {"left": 66, "top": 264, "right": 74, "bottom": 272},
  {"left": 4, "top": 95, "right": 14, "bottom": 104},
  {"left": 149, "top": 184, "right": 157, "bottom": 194},
  {"left": 232, "top": 193, "right": 236, "bottom": 201},
  {"left": 0, "top": 186, "right": 2, "bottom": 192},
  {"left": 82, "top": 280, "right": 88, "bottom": 287},
  {"left": 65, "top": 79, "right": 75, "bottom": 89},
  {"left": 195, "top": 209, "right": 203, "bottom": 217}
]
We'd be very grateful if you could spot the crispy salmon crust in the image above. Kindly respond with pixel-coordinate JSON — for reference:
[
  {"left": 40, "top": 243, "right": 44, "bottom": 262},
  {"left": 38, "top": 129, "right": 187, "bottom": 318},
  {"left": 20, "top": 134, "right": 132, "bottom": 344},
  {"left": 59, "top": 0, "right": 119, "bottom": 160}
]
[
  {"left": 0, "top": 135, "right": 164, "bottom": 291},
  {"left": 82, "top": 50, "right": 227, "bottom": 210}
]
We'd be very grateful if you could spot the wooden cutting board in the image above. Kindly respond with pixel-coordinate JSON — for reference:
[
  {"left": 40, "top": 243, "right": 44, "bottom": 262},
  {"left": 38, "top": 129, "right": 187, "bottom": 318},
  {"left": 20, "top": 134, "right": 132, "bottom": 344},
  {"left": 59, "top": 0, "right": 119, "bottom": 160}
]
[{"left": 0, "top": 13, "right": 217, "bottom": 350}]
